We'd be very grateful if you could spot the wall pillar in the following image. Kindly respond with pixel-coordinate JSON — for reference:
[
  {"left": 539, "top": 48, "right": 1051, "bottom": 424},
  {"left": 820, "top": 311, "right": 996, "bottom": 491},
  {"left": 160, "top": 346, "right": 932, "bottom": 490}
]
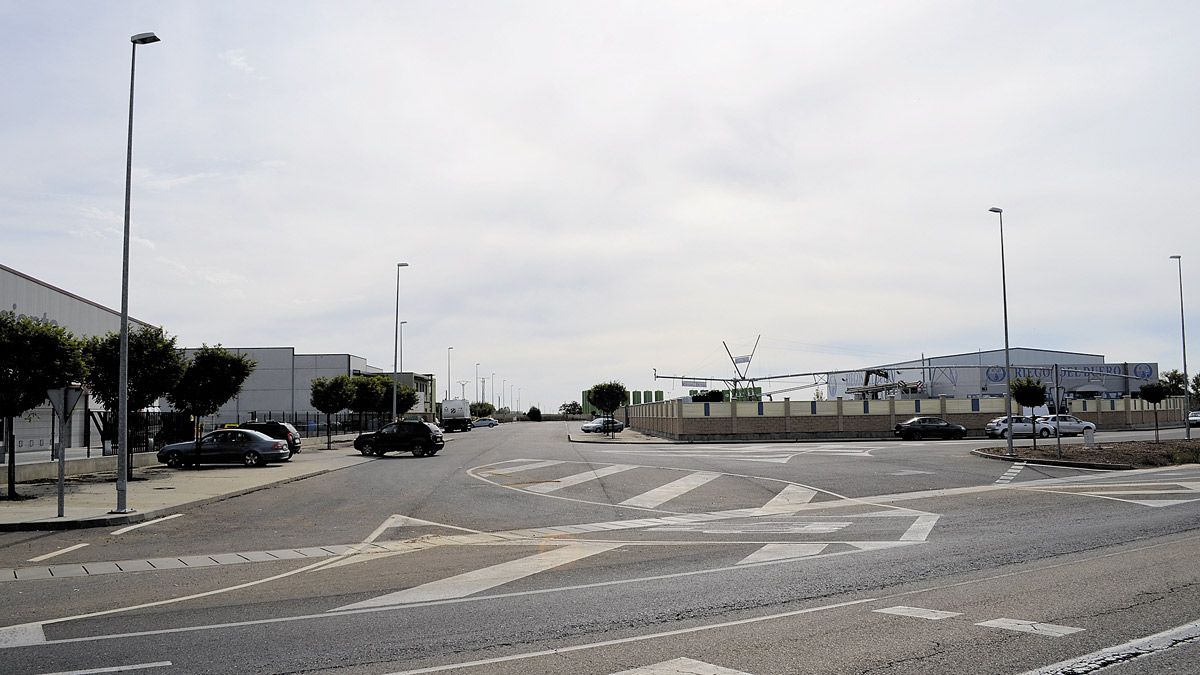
[
  {"left": 730, "top": 397, "right": 737, "bottom": 434},
  {"left": 1125, "top": 396, "right": 1132, "bottom": 428},
  {"left": 836, "top": 397, "right": 844, "bottom": 432},
  {"left": 888, "top": 396, "right": 896, "bottom": 428},
  {"left": 939, "top": 395, "right": 946, "bottom": 416},
  {"left": 783, "top": 398, "right": 791, "bottom": 434}
]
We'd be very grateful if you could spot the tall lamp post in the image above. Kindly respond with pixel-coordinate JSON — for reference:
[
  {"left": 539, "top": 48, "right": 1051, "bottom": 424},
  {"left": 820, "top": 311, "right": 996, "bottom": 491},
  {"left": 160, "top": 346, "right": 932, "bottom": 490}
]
[
  {"left": 989, "top": 207, "right": 1015, "bottom": 457},
  {"left": 446, "top": 347, "right": 453, "bottom": 400},
  {"left": 115, "top": 31, "right": 161, "bottom": 514},
  {"left": 392, "top": 263, "right": 409, "bottom": 421},
  {"left": 1171, "top": 255, "right": 1191, "bottom": 439},
  {"left": 475, "top": 363, "right": 480, "bottom": 404}
]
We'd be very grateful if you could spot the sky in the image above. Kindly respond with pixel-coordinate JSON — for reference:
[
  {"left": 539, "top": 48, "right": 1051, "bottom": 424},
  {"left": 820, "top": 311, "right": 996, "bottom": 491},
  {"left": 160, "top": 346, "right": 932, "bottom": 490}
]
[{"left": 3, "top": 1, "right": 1199, "bottom": 410}]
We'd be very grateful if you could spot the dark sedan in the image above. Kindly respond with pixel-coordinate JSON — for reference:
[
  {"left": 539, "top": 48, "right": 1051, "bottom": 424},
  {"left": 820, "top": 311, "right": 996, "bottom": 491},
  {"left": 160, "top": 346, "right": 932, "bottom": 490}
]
[
  {"left": 157, "top": 429, "right": 291, "bottom": 468},
  {"left": 894, "top": 416, "right": 967, "bottom": 440},
  {"left": 354, "top": 421, "right": 445, "bottom": 457}
]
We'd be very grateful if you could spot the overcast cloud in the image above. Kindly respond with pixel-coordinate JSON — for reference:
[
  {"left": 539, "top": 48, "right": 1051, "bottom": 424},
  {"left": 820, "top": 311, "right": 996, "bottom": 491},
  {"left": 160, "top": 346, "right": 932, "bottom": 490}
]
[{"left": 2, "top": 1, "right": 1198, "bottom": 408}]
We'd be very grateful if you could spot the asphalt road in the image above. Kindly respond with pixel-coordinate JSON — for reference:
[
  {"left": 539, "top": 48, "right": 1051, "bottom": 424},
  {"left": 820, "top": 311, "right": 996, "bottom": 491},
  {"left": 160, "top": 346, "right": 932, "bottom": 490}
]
[{"left": 1, "top": 423, "right": 1198, "bottom": 674}]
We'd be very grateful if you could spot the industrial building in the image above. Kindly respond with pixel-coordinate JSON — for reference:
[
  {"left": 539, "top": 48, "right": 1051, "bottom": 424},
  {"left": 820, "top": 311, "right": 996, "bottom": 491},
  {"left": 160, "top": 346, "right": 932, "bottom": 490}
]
[{"left": 827, "top": 348, "right": 1159, "bottom": 402}]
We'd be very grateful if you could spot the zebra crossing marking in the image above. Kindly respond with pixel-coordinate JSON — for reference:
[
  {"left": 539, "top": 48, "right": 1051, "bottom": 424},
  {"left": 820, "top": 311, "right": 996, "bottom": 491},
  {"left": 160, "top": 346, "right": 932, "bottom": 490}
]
[
  {"left": 620, "top": 471, "right": 722, "bottom": 508},
  {"left": 526, "top": 464, "right": 637, "bottom": 493},
  {"left": 1016, "top": 480, "right": 1200, "bottom": 508},
  {"left": 995, "top": 462, "right": 1027, "bottom": 484}
]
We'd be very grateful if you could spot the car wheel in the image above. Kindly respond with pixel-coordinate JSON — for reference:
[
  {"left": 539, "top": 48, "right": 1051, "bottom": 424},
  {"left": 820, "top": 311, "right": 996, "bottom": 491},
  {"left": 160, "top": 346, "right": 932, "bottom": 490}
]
[
  {"left": 1000, "top": 430, "right": 1009, "bottom": 439},
  {"left": 412, "top": 443, "right": 428, "bottom": 457},
  {"left": 165, "top": 451, "right": 183, "bottom": 469},
  {"left": 358, "top": 441, "right": 374, "bottom": 456},
  {"left": 1039, "top": 428, "right": 1051, "bottom": 438},
  {"left": 242, "top": 451, "right": 264, "bottom": 467},
  {"left": 910, "top": 431, "right": 922, "bottom": 441},
  {"left": 957, "top": 431, "right": 966, "bottom": 439}
]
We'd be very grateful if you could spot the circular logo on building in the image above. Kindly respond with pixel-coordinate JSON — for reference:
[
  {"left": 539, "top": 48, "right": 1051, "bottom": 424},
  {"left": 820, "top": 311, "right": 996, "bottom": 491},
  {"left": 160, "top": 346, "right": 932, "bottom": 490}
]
[
  {"left": 986, "top": 366, "right": 1007, "bottom": 383},
  {"left": 1134, "top": 363, "right": 1153, "bottom": 379}
]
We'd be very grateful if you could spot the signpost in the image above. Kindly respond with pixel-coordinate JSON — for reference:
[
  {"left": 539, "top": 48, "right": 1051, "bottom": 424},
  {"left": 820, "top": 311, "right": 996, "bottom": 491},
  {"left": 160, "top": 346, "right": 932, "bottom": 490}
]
[{"left": 47, "top": 386, "right": 85, "bottom": 518}]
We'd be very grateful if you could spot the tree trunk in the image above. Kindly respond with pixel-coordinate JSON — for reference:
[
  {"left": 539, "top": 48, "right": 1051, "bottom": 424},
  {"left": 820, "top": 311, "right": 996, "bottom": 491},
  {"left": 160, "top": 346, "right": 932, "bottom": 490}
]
[
  {"left": 1154, "top": 405, "right": 1160, "bottom": 443},
  {"left": 5, "top": 416, "right": 19, "bottom": 500},
  {"left": 326, "top": 413, "right": 332, "bottom": 450}
]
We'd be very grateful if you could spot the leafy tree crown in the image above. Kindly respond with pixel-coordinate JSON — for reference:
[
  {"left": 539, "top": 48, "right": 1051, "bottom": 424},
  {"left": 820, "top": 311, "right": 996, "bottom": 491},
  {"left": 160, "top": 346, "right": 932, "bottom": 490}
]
[
  {"left": 166, "top": 345, "right": 255, "bottom": 418},
  {"left": 1010, "top": 377, "right": 1047, "bottom": 409},
  {"left": 310, "top": 375, "right": 355, "bottom": 414},
  {"left": 0, "top": 312, "right": 84, "bottom": 418},
  {"left": 587, "top": 381, "right": 628, "bottom": 414},
  {"left": 82, "top": 326, "right": 183, "bottom": 411},
  {"left": 1140, "top": 382, "right": 1167, "bottom": 404}
]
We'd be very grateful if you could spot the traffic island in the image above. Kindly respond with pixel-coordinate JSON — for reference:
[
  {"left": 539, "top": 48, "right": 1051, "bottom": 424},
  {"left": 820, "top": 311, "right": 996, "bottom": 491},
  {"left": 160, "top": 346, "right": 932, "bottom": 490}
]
[{"left": 973, "top": 437, "right": 1200, "bottom": 470}]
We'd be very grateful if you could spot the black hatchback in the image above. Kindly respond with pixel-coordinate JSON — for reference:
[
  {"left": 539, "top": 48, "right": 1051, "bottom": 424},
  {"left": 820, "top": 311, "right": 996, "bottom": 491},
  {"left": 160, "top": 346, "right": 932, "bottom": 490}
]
[
  {"left": 354, "top": 421, "right": 445, "bottom": 457},
  {"left": 240, "top": 420, "right": 302, "bottom": 455},
  {"left": 894, "top": 416, "right": 967, "bottom": 440}
]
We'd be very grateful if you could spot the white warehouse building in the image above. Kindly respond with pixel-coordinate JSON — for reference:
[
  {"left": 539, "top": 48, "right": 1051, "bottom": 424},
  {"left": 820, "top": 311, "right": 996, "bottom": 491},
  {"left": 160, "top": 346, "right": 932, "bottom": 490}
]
[{"left": 827, "top": 347, "right": 1159, "bottom": 402}]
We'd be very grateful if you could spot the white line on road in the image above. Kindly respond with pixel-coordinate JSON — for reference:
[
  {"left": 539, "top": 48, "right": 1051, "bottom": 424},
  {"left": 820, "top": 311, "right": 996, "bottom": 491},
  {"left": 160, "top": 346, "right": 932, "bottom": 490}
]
[
  {"left": 620, "top": 472, "right": 722, "bottom": 508},
  {"left": 35, "top": 662, "right": 172, "bottom": 675},
  {"left": 976, "top": 618, "right": 1084, "bottom": 637},
  {"left": 525, "top": 464, "right": 636, "bottom": 493},
  {"left": 110, "top": 514, "right": 182, "bottom": 535},
  {"left": 900, "top": 515, "right": 940, "bottom": 541},
  {"left": 874, "top": 606, "right": 961, "bottom": 620},
  {"left": 484, "top": 460, "right": 564, "bottom": 474},
  {"left": 612, "top": 657, "right": 754, "bottom": 675},
  {"left": 752, "top": 484, "right": 817, "bottom": 514},
  {"left": 28, "top": 543, "right": 89, "bottom": 563},
  {"left": 335, "top": 543, "right": 623, "bottom": 610},
  {"left": 1019, "top": 618, "right": 1200, "bottom": 674}
]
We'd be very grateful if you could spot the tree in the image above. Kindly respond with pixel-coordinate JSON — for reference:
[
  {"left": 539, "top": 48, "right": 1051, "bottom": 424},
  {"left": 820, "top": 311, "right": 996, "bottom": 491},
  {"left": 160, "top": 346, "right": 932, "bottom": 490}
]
[
  {"left": 558, "top": 401, "right": 582, "bottom": 416},
  {"left": 1160, "top": 369, "right": 1187, "bottom": 396},
  {"left": 81, "top": 326, "right": 184, "bottom": 480},
  {"left": 587, "top": 381, "right": 629, "bottom": 437},
  {"left": 166, "top": 345, "right": 255, "bottom": 440},
  {"left": 310, "top": 375, "right": 354, "bottom": 449},
  {"left": 1140, "top": 382, "right": 1167, "bottom": 444},
  {"left": 691, "top": 390, "right": 724, "bottom": 403},
  {"left": 1191, "top": 373, "right": 1200, "bottom": 409},
  {"left": 471, "top": 401, "right": 496, "bottom": 418},
  {"left": 0, "top": 312, "right": 84, "bottom": 500},
  {"left": 349, "top": 375, "right": 387, "bottom": 430},
  {"left": 527, "top": 406, "right": 542, "bottom": 422},
  {"left": 393, "top": 385, "right": 418, "bottom": 418},
  {"left": 1010, "top": 377, "right": 1047, "bottom": 452}
]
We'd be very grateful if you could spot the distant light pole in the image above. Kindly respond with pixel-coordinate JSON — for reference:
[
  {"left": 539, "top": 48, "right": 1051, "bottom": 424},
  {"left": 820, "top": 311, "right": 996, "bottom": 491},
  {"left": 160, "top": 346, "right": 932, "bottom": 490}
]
[
  {"left": 989, "top": 207, "right": 1015, "bottom": 457},
  {"left": 502, "top": 379, "right": 506, "bottom": 409},
  {"left": 115, "top": 31, "right": 161, "bottom": 514},
  {"left": 446, "top": 347, "right": 453, "bottom": 400},
  {"left": 491, "top": 372, "right": 496, "bottom": 408},
  {"left": 1171, "top": 255, "right": 1191, "bottom": 439},
  {"left": 475, "top": 363, "right": 480, "bottom": 403},
  {"left": 392, "top": 263, "right": 409, "bottom": 421}
]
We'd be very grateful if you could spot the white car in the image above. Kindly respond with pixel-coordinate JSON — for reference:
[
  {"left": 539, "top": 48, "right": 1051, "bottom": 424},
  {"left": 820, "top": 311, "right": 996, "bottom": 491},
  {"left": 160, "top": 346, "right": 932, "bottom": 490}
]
[
  {"left": 984, "top": 415, "right": 1057, "bottom": 439},
  {"left": 1037, "top": 414, "right": 1096, "bottom": 437},
  {"left": 1189, "top": 411, "right": 1200, "bottom": 428}
]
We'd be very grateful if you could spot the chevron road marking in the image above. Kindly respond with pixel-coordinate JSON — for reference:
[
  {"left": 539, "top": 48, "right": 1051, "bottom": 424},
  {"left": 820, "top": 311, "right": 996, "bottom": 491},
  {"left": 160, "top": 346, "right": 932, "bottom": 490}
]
[
  {"left": 525, "top": 464, "right": 637, "bottom": 493},
  {"left": 611, "top": 657, "right": 754, "bottom": 674},
  {"left": 736, "top": 543, "right": 828, "bottom": 565},
  {"left": 620, "top": 471, "right": 722, "bottom": 508},
  {"left": 334, "top": 542, "right": 622, "bottom": 610}
]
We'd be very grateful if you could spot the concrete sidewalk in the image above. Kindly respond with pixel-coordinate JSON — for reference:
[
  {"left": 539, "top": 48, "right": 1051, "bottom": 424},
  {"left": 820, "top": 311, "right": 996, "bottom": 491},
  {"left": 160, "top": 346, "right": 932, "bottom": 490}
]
[{"left": 0, "top": 436, "right": 372, "bottom": 531}]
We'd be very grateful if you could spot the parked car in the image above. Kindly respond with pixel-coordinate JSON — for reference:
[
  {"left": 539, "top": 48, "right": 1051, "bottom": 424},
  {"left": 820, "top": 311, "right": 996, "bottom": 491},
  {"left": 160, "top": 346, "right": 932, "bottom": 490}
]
[
  {"left": 157, "top": 429, "right": 290, "bottom": 468},
  {"left": 354, "top": 421, "right": 445, "bottom": 457},
  {"left": 472, "top": 417, "right": 500, "bottom": 428},
  {"left": 582, "top": 417, "right": 625, "bottom": 433},
  {"left": 984, "top": 415, "right": 1056, "bottom": 439},
  {"left": 239, "top": 420, "right": 302, "bottom": 456},
  {"left": 894, "top": 416, "right": 967, "bottom": 440},
  {"left": 1189, "top": 410, "right": 1200, "bottom": 427},
  {"left": 1036, "top": 414, "right": 1096, "bottom": 437}
]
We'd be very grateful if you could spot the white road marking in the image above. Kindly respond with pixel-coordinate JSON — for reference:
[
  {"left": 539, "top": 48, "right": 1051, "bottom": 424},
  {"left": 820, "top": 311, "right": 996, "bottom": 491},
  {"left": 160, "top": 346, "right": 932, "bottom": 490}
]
[
  {"left": 994, "top": 462, "right": 1027, "bottom": 485},
  {"left": 738, "top": 543, "right": 828, "bottom": 565},
  {"left": 891, "top": 470, "right": 933, "bottom": 476},
  {"left": 620, "top": 472, "right": 722, "bottom": 508},
  {"left": 334, "top": 543, "right": 623, "bottom": 610},
  {"left": 612, "top": 657, "right": 754, "bottom": 675},
  {"left": 976, "top": 618, "right": 1084, "bottom": 637},
  {"left": 28, "top": 543, "right": 89, "bottom": 563},
  {"left": 0, "top": 622, "right": 46, "bottom": 648},
  {"left": 1120, "top": 499, "right": 1200, "bottom": 508},
  {"left": 752, "top": 484, "right": 817, "bottom": 514},
  {"left": 34, "top": 662, "right": 172, "bottom": 675},
  {"left": 874, "top": 606, "right": 961, "bottom": 620},
  {"left": 109, "top": 514, "right": 182, "bottom": 535},
  {"left": 1019, "top": 617, "right": 1200, "bottom": 674},
  {"left": 525, "top": 464, "right": 636, "bottom": 493},
  {"left": 900, "top": 515, "right": 940, "bottom": 541},
  {"left": 384, "top": 598, "right": 877, "bottom": 674},
  {"left": 483, "top": 460, "right": 564, "bottom": 474}
]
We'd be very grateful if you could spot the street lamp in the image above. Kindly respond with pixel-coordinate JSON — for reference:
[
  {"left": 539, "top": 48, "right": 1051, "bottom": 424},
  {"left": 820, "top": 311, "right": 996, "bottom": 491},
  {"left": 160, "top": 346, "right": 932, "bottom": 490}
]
[
  {"left": 392, "top": 263, "right": 409, "bottom": 421},
  {"left": 115, "top": 31, "right": 161, "bottom": 515},
  {"left": 989, "top": 207, "right": 1015, "bottom": 457},
  {"left": 1171, "top": 255, "right": 1191, "bottom": 440},
  {"left": 446, "top": 347, "right": 453, "bottom": 400},
  {"left": 475, "top": 363, "right": 480, "bottom": 403}
]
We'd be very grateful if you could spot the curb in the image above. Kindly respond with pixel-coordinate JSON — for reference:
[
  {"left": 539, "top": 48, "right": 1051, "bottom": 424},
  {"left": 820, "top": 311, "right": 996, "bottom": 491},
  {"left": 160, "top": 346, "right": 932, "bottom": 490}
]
[
  {"left": 0, "top": 451, "right": 371, "bottom": 532},
  {"left": 567, "top": 434, "right": 661, "bottom": 444},
  {"left": 970, "top": 449, "right": 1134, "bottom": 471}
]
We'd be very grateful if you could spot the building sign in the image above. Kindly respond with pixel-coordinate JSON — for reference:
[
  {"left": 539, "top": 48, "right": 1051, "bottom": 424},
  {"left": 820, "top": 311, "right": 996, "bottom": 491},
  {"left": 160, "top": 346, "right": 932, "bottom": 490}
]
[
  {"left": 979, "top": 363, "right": 1157, "bottom": 387},
  {"left": 681, "top": 380, "right": 707, "bottom": 387}
]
